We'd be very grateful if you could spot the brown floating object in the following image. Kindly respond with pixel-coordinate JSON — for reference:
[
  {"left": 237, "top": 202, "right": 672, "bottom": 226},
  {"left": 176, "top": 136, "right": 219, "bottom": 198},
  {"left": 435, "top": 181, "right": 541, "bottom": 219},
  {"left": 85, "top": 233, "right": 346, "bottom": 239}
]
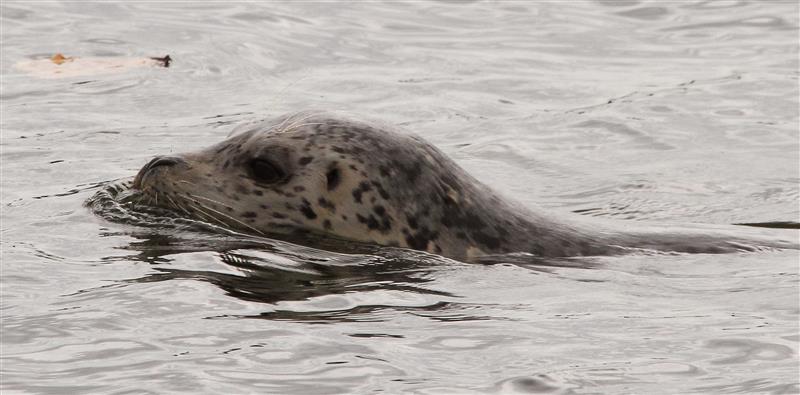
[
  {"left": 17, "top": 53, "right": 172, "bottom": 79},
  {"left": 50, "top": 53, "right": 74, "bottom": 65}
]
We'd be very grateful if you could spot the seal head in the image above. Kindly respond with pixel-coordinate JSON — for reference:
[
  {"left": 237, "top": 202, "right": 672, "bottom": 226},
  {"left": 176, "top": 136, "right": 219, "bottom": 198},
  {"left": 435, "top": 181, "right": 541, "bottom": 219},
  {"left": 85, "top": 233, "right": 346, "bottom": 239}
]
[{"left": 134, "top": 112, "right": 550, "bottom": 258}]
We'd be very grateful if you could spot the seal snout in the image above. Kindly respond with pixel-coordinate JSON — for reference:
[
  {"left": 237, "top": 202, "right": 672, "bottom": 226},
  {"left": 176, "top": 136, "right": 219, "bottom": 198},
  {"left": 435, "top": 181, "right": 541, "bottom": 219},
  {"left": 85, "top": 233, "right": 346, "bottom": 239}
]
[{"left": 133, "top": 155, "right": 187, "bottom": 189}]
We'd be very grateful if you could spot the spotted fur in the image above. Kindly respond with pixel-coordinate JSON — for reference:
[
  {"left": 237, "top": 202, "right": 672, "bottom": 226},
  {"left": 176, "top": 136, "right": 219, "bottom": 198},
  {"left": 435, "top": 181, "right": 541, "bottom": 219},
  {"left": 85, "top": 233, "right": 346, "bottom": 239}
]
[{"left": 132, "top": 111, "right": 799, "bottom": 259}]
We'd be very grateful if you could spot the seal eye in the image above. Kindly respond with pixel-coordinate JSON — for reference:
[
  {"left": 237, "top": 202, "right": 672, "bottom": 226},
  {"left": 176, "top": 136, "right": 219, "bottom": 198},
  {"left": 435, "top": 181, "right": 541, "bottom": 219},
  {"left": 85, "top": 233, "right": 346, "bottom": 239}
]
[{"left": 249, "top": 159, "right": 286, "bottom": 184}]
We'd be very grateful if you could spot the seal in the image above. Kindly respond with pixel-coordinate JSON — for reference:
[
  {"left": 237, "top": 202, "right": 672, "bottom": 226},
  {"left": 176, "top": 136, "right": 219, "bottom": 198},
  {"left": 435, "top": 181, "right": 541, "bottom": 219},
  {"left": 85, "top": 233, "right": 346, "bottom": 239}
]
[{"left": 132, "top": 111, "right": 798, "bottom": 259}]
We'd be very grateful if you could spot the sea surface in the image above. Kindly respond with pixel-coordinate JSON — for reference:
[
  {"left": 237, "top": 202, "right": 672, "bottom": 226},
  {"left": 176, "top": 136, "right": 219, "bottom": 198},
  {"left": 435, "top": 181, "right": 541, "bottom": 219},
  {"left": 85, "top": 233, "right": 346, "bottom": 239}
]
[{"left": 1, "top": 1, "right": 799, "bottom": 394}]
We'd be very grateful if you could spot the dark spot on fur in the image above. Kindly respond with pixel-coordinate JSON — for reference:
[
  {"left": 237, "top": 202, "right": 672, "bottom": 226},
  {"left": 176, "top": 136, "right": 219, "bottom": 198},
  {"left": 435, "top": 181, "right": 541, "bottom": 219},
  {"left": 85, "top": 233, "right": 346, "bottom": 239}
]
[
  {"left": 436, "top": 187, "right": 506, "bottom": 251},
  {"left": 356, "top": 203, "right": 392, "bottom": 231},
  {"left": 371, "top": 181, "right": 390, "bottom": 199},
  {"left": 406, "top": 215, "right": 419, "bottom": 230},
  {"left": 440, "top": 197, "right": 485, "bottom": 229},
  {"left": 371, "top": 205, "right": 392, "bottom": 231},
  {"left": 293, "top": 185, "right": 306, "bottom": 193},
  {"left": 391, "top": 159, "right": 422, "bottom": 182},
  {"left": 242, "top": 211, "right": 257, "bottom": 218},
  {"left": 236, "top": 184, "right": 249, "bottom": 195},
  {"left": 299, "top": 198, "right": 317, "bottom": 220},
  {"left": 272, "top": 212, "right": 286, "bottom": 219},
  {"left": 323, "top": 219, "right": 332, "bottom": 230},
  {"left": 318, "top": 197, "right": 336, "bottom": 211},
  {"left": 356, "top": 213, "right": 383, "bottom": 231},
  {"left": 352, "top": 181, "right": 372, "bottom": 203},
  {"left": 405, "top": 225, "right": 438, "bottom": 251},
  {"left": 298, "top": 156, "right": 313, "bottom": 165},
  {"left": 326, "top": 166, "right": 341, "bottom": 191},
  {"left": 253, "top": 189, "right": 263, "bottom": 196}
]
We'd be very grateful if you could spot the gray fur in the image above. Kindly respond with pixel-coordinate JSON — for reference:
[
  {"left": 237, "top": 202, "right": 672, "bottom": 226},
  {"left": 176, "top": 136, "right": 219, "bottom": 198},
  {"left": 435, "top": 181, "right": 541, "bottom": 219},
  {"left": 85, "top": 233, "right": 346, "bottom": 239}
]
[{"left": 133, "top": 111, "right": 799, "bottom": 259}]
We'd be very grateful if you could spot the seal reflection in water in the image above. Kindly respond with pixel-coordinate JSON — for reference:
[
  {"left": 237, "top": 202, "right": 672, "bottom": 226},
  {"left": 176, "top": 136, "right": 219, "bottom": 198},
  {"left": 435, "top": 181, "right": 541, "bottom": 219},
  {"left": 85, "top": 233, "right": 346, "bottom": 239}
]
[{"left": 133, "top": 112, "right": 798, "bottom": 260}]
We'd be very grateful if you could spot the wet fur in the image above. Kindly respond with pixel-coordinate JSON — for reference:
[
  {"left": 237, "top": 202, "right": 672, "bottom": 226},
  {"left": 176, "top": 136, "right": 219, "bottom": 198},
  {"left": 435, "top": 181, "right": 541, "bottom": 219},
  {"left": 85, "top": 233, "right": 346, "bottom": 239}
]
[{"left": 133, "top": 112, "right": 799, "bottom": 259}]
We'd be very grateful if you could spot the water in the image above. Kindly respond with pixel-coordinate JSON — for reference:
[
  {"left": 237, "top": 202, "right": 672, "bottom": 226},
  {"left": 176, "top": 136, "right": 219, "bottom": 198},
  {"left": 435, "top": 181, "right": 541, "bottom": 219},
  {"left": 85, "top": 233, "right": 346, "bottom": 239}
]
[{"left": 1, "top": 1, "right": 798, "bottom": 393}]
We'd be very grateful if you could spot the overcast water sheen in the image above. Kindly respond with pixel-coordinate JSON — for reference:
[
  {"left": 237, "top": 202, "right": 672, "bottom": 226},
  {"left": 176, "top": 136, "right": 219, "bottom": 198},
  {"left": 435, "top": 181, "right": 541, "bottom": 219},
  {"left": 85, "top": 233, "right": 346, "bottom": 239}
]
[{"left": 1, "top": 1, "right": 799, "bottom": 394}]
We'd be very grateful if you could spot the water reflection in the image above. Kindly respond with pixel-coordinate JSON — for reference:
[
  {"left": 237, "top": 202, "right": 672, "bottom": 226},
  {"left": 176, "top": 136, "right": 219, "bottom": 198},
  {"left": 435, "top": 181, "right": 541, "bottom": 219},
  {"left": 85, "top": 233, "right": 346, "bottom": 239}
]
[
  {"left": 102, "top": 224, "right": 604, "bottom": 323},
  {"left": 107, "top": 227, "right": 457, "bottom": 310}
]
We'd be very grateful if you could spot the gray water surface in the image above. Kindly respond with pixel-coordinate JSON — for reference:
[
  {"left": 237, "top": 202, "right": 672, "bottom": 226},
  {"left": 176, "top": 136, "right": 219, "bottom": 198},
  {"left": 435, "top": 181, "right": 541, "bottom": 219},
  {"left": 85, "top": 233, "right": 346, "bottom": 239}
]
[{"left": 2, "top": 1, "right": 799, "bottom": 394}]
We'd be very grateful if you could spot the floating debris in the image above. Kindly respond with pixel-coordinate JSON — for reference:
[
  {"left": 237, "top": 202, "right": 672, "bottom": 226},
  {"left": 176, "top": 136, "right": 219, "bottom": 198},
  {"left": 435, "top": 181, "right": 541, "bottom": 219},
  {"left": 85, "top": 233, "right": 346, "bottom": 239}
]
[
  {"left": 16, "top": 53, "right": 172, "bottom": 79},
  {"left": 50, "top": 53, "right": 74, "bottom": 65},
  {"left": 149, "top": 55, "right": 171, "bottom": 68}
]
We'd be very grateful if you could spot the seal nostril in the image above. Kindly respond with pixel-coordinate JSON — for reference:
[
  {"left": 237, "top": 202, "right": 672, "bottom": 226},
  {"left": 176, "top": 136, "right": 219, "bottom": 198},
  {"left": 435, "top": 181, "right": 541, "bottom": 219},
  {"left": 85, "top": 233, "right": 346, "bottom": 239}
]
[
  {"left": 133, "top": 155, "right": 187, "bottom": 189},
  {"left": 145, "top": 156, "right": 185, "bottom": 172}
]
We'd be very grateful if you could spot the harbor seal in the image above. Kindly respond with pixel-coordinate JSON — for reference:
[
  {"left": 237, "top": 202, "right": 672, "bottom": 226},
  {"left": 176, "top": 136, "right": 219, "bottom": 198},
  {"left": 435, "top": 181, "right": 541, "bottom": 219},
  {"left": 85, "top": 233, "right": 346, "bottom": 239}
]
[{"left": 132, "top": 111, "right": 798, "bottom": 259}]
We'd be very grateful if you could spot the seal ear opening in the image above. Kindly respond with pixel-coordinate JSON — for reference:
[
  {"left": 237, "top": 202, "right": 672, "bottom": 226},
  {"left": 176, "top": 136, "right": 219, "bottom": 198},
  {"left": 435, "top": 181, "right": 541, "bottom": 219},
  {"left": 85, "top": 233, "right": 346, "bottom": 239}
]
[{"left": 326, "top": 167, "right": 341, "bottom": 191}]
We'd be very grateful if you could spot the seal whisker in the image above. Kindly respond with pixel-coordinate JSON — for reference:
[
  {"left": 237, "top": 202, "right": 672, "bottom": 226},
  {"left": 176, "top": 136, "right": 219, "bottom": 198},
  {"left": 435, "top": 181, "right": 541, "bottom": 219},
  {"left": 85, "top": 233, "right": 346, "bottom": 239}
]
[
  {"left": 278, "top": 112, "right": 330, "bottom": 133},
  {"left": 164, "top": 194, "right": 179, "bottom": 209},
  {"left": 181, "top": 196, "right": 234, "bottom": 228},
  {"left": 273, "top": 110, "right": 306, "bottom": 133},
  {"left": 166, "top": 194, "right": 192, "bottom": 216},
  {"left": 281, "top": 114, "right": 322, "bottom": 131},
  {"left": 280, "top": 122, "right": 325, "bottom": 134},
  {"left": 185, "top": 201, "right": 229, "bottom": 228},
  {"left": 187, "top": 193, "right": 234, "bottom": 210},
  {"left": 188, "top": 199, "right": 265, "bottom": 235}
]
